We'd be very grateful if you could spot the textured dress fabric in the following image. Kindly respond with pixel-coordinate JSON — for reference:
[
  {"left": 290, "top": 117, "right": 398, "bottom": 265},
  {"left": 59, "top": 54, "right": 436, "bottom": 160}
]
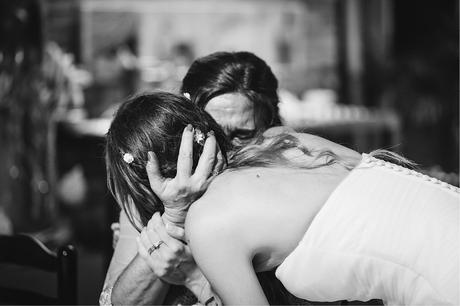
[{"left": 276, "top": 154, "right": 460, "bottom": 305}]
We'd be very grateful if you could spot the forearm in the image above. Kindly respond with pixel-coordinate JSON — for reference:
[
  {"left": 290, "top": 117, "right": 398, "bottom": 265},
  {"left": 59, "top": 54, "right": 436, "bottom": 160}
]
[{"left": 111, "top": 254, "right": 170, "bottom": 305}]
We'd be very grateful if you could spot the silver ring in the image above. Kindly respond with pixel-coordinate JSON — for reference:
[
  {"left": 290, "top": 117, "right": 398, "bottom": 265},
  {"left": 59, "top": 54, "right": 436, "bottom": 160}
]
[{"left": 147, "top": 240, "right": 164, "bottom": 255}]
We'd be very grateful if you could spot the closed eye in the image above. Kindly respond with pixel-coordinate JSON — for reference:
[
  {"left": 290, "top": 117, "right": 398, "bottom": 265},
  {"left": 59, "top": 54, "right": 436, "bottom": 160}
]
[{"left": 229, "top": 129, "right": 256, "bottom": 141}]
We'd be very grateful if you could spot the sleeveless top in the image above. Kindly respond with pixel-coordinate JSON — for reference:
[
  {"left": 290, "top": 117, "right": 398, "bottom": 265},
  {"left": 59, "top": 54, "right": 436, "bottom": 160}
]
[{"left": 276, "top": 154, "right": 459, "bottom": 305}]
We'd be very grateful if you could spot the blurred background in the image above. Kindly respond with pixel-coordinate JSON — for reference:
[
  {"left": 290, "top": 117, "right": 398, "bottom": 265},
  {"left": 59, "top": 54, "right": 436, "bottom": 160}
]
[{"left": 0, "top": 0, "right": 458, "bottom": 303}]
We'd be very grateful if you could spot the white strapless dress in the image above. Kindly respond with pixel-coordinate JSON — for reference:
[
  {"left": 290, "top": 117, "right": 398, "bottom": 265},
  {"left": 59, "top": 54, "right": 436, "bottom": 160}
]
[{"left": 276, "top": 154, "right": 459, "bottom": 305}]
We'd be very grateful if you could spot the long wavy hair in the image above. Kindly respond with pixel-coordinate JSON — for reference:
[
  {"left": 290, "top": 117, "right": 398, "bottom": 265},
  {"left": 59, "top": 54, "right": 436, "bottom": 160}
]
[{"left": 181, "top": 51, "right": 282, "bottom": 131}]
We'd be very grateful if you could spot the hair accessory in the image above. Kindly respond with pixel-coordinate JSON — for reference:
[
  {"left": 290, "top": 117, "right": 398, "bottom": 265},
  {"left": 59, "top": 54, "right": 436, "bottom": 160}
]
[
  {"left": 194, "top": 129, "right": 206, "bottom": 146},
  {"left": 123, "top": 153, "right": 134, "bottom": 164},
  {"left": 183, "top": 92, "right": 191, "bottom": 100}
]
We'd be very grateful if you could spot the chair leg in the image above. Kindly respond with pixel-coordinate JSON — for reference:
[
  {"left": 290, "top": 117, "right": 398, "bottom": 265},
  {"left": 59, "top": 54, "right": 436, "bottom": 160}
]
[{"left": 58, "top": 245, "right": 78, "bottom": 304}]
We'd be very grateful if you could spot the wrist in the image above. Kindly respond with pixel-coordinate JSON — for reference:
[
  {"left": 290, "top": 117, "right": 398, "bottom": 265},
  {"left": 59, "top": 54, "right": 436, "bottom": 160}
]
[{"left": 162, "top": 210, "right": 187, "bottom": 227}]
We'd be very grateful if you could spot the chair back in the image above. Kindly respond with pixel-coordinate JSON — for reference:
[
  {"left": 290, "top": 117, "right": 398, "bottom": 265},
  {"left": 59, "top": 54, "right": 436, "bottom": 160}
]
[{"left": 0, "top": 234, "right": 77, "bottom": 304}]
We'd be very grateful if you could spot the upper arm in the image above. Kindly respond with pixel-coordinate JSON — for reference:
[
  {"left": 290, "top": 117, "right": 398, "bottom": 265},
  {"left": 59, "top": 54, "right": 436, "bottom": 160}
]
[{"left": 185, "top": 206, "right": 269, "bottom": 305}]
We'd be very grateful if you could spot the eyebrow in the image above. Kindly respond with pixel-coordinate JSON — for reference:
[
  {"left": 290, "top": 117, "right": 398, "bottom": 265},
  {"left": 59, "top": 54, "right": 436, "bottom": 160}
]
[
  {"left": 232, "top": 128, "right": 255, "bottom": 133},
  {"left": 222, "top": 125, "right": 255, "bottom": 133}
]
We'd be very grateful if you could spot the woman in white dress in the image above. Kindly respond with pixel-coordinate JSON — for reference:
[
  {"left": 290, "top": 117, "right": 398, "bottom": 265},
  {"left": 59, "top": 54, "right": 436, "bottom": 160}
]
[{"left": 106, "top": 91, "right": 459, "bottom": 305}]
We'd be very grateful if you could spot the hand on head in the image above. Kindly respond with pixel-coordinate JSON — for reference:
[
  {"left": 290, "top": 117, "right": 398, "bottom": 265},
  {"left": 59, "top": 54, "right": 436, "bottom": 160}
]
[{"left": 146, "top": 123, "right": 223, "bottom": 228}]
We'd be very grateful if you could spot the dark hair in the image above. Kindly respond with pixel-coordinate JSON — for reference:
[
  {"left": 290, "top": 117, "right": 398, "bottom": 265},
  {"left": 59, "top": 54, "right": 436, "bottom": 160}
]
[
  {"left": 106, "top": 92, "right": 230, "bottom": 229},
  {"left": 181, "top": 51, "right": 282, "bottom": 131}
]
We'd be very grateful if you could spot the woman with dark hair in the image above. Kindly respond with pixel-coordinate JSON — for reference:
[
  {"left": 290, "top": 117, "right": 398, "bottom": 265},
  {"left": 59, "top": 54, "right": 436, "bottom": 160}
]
[
  {"left": 181, "top": 51, "right": 282, "bottom": 145},
  {"left": 106, "top": 92, "right": 458, "bottom": 305}
]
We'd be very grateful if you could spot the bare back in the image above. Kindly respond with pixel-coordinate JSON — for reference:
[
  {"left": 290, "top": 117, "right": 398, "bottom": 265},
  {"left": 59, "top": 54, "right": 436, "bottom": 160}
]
[{"left": 185, "top": 132, "right": 362, "bottom": 304}]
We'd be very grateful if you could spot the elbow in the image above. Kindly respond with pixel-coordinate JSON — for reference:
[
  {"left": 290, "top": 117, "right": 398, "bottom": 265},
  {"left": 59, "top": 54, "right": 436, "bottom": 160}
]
[
  {"left": 110, "top": 286, "right": 123, "bottom": 306},
  {"left": 110, "top": 280, "right": 131, "bottom": 306}
]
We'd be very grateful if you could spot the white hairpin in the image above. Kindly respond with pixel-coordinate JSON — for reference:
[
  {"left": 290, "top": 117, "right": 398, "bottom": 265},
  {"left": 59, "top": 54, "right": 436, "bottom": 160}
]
[
  {"left": 194, "top": 129, "right": 206, "bottom": 146},
  {"left": 123, "top": 153, "right": 134, "bottom": 164},
  {"left": 183, "top": 92, "right": 191, "bottom": 100}
]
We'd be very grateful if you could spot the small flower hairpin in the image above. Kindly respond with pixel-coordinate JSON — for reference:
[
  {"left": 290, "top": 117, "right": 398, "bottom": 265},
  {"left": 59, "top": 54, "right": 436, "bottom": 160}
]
[
  {"left": 123, "top": 152, "right": 134, "bottom": 164},
  {"left": 194, "top": 129, "right": 206, "bottom": 146}
]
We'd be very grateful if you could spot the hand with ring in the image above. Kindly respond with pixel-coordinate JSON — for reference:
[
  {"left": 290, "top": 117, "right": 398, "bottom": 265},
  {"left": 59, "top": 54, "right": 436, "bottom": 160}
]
[
  {"left": 146, "top": 124, "right": 224, "bottom": 227},
  {"left": 137, "top": 212, "right": 199, "bottom": 285},
  {"left": 147, "top": 240, "right": 164, "bottom": 255}
]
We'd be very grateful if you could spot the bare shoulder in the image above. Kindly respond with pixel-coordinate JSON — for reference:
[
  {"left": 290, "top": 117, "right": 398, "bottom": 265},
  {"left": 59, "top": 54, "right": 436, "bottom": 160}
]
[
  {"left": 263, "top": 127, "right": 361, "bottom": 161},
  {"left": 292, "top": 132, "right": 362, "bottom": 160},
  {"left": 186, "top": 170, "right": 252, "bottom": 221},
  {"left": 185, "top": 169, "right": 266, "bottom": 248},
  {"left": 263, "top": 126, "right": 295, "bottom": 137},
  {"left": 185, "top": 193, "right": 250, "bottom": 261}
]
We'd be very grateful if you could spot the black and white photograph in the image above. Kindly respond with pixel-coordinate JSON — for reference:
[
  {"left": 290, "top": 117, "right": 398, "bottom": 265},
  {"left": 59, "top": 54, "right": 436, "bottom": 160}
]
[{"left": 0, "top": 0, "right": 458, "bottom": 305}]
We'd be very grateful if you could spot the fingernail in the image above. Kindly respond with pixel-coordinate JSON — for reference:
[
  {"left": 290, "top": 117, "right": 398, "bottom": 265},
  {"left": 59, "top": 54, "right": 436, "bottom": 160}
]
[
  {"left": 207, "top": 130, "right": 214, "bottom": 137},
  {"left": 185, "top": 124, "right": 192, "bottom": 131},
  {"left": 148, "top": 151, "right": 154, "bottom": 162}
]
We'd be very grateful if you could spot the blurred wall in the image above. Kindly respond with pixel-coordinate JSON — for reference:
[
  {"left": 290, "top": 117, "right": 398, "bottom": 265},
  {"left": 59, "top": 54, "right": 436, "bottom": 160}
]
[
  {"left": 79, "top": 0, "right": 340, "bottom": 96},
  {"left": 41, "top": 0, "right": 458, "bottom": 172}
]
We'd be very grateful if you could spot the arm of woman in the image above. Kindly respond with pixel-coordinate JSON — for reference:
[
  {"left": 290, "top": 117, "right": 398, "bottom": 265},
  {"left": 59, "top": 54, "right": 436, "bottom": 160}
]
[
  {"left": 185, "top": 206, "right": 269, "bottom": 305},
  {"left": 104, "top": 125, "right": 221, "bottom": 305},
  {"left": 101, "top": 210, "right": 171, "bottom": 306}
]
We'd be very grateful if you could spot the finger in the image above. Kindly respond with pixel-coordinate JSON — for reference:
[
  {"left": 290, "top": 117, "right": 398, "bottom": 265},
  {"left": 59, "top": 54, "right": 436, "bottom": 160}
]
[
  {"left": 148, "top": 213, "right": 185, "bottom": 254},
  {"left": 140, "top": 227, "right": 163, "bottom": 259},
  {"left": 193, "top": 131, "right": 217, "bottom": 181},
  {"left": 156, "top": 240, "right": 192, "bottom": 266},
  {"left": 147, "top": 213, "right": 181, "bottom": 247},
  {"left": 137, "top": 237, "right": 160, "bottom": 271},
  {"left": 165, "top": 223, "right": 185, "bottom": 241},
  {"left": 176, "top": 124, "right": 194, "bottom": 179},
  {"left": 146, "top": 151, "right": 166, "bottom": 193},
  {"left": 204, "top": 145, "right": 225, "bottom": 187},
  {"left": 137, "top": 236, "right": 156, "bottom": 264},
  {"left": 140, "top": 228, "right": 170, "bottom": 271},
  {"left": 140, "top": 228, "right": 155, "bottom": 250},
  {"left": 182, "top": 244, "right": 193, "bottom": 259},
  {"left": 214, "top": 146, "right": 225, "bottom": 173}
]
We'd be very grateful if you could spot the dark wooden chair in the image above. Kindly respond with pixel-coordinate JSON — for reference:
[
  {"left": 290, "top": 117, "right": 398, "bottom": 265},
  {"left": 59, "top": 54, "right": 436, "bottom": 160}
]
[{"left": 0, "top": 234, "right": 77, "bottom": 305}]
